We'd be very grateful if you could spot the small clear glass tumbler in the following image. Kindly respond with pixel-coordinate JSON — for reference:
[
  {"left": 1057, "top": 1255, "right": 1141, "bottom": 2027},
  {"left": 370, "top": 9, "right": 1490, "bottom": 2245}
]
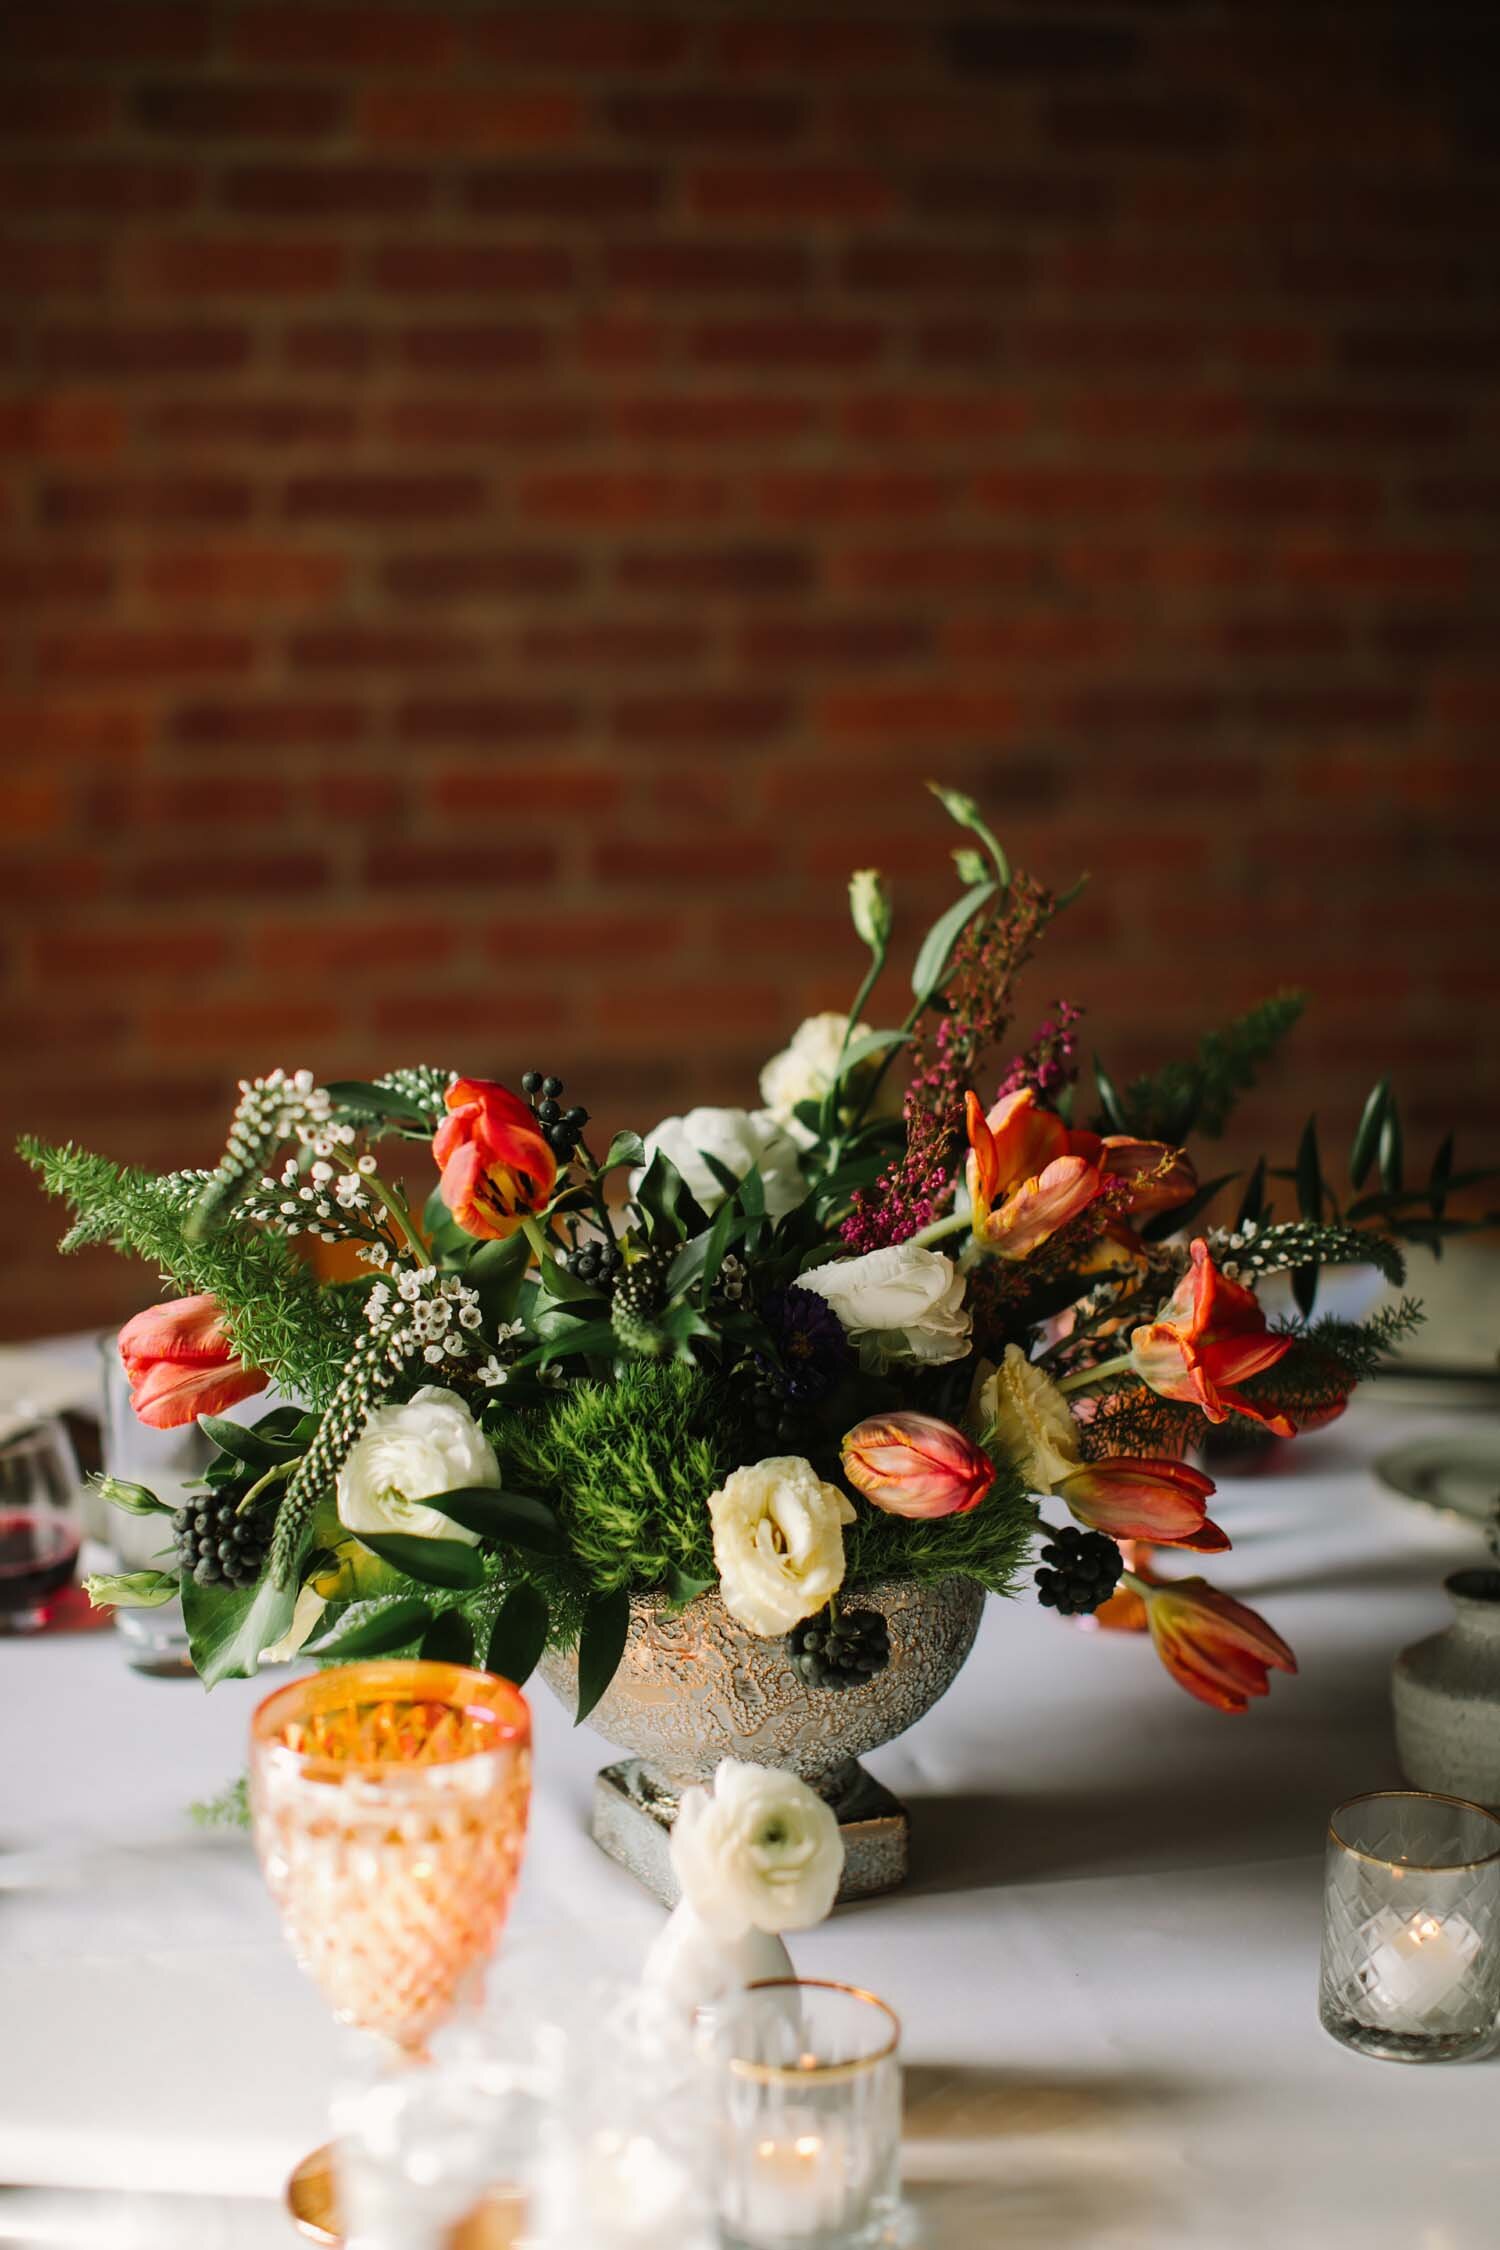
[
  {"left": 1319, "top": 1790, "right": 1500, "bottom": 2063},
  {"left": 714, "top": 1980, "right": 903, "bottom": 2250}
]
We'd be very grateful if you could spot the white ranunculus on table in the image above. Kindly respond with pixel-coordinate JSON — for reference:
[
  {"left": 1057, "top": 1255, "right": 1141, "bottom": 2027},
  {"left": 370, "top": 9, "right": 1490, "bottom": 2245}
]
[{"left": 4, "top": 1331, "right": 1500, "bottom": 2250}]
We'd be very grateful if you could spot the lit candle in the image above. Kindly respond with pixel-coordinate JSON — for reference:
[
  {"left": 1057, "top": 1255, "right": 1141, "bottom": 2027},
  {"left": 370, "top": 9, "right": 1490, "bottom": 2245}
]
[
  {"left": 742, "top": 2114, "right": 845, "bottom": 2240},
  {"left": 1361, "top": 1908, "right": 1481, "bottom": 2020}
]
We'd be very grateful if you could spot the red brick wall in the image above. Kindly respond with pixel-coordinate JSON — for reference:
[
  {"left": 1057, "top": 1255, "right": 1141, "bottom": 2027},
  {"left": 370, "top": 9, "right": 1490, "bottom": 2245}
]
[{"left": 4, "top": 1, "right": 1498, "bottom": 1341}]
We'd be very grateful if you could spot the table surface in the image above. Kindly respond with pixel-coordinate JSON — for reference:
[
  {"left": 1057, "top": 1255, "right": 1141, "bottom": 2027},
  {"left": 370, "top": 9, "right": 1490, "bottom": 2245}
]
[{"left": 3, "top": 1334, "right": 1499, "bottom": 2250}]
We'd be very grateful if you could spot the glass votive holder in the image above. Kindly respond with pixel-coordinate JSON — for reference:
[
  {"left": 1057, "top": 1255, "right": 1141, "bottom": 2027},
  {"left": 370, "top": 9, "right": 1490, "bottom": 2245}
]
[
  {"left": 1319, "top": 1790, "right": 1500, "bottom": 2063},
  {"left": 714, "top": 1980, "right": 902, "bottom": 2250}
]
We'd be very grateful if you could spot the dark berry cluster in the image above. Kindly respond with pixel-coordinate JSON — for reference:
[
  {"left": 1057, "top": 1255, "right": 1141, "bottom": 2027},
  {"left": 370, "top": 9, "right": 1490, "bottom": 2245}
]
[
  {"left": 1034, "top": 1526, "right": 1124, "bottom": 1617},
  {"left": 173, "top": 1489, "right": 269, "bottom": 1589},
  {"left": 565, "top": 1236, "right": 623, "bottom": 1294},
  {"left": 733, "top": 1357, "right": 812, "bottom": 1454},
  {"left": 519, "top": 1071, "right": 589, "bottom": 1161},
  {"left": 789, "top": 1607, "right": 891, "bottom": 1691}
]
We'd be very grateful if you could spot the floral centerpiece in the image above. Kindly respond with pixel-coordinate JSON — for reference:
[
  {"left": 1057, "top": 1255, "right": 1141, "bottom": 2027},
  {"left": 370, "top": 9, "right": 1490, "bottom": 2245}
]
[{"left": 24, "top": 788, "right": 1486, "bottom": 1778}]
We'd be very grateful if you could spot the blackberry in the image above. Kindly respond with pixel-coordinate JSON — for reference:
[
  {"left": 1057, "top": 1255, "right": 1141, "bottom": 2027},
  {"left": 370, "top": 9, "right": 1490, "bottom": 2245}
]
[
  {"left": 519, "top": 1071, "right": 589, "bottom": 1160},
  {"left": 172, "top": 1487, "right": 270, "bottom": 1590},
  {"left": 1034, "top": 1526, "right": 1124, "bottom": 1618},
  {"left": 610, "top": 1245, "right": 675, "bottom": 1358},
  {"left": 788, "top": 1606, "right": 890, "bottom": 1691},
  {"left": 565, "top": 1236, "right": 623, "bottom": 1295}
]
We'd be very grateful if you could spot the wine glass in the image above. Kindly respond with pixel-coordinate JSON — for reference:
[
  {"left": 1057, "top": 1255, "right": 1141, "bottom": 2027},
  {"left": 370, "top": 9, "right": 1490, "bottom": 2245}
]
[{"left": 0, "top": 1415, "right": 84, "bottom": 1634}]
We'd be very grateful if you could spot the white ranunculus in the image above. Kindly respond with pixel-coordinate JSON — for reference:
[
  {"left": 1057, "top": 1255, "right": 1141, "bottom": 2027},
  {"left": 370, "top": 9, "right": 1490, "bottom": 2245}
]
[
  {"left": 708, "top": 1455, "right": 855, "bottom": 1637},
  {"left": 798, "top": 1244, "right": 971, "bottom": 1371},
  {"left": 968, "top": 1343, "right": 1081, "bottom": 1493},
  {"left": 635, "top": 1106, "right": 805, "bottom": 1220},
  {"left": 335, "top": 1385, "right": 494, "bottom": 1546},
  {"left": 670, "top": 1760, "right": 845, "bottom": 1938},
  {"left": 759, "top": 1012, "right": 872, "bottom": 1145}
]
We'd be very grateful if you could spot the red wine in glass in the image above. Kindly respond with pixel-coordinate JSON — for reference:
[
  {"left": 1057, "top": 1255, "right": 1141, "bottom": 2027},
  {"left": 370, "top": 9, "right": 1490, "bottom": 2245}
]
[{"left": 0, "top": 1511, "right": 81, "bottom": 1626}]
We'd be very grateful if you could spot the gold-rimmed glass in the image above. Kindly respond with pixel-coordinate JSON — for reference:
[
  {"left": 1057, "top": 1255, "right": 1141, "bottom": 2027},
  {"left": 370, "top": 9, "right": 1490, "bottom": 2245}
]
[
  {"left": 250, "top": 1660, "right": 532, "bottom": 2055},
  {"left": 714, "top": 1979, "right": 903, "bottom": 2249},
  {"left": 1319, "top": 1789, "right": 1500, "bottom": 2063}
]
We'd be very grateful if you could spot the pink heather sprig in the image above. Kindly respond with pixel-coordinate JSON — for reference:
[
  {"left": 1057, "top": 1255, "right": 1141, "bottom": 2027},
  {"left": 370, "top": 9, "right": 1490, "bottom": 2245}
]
[
  {"left": 995, "top": 1000, "right": 1084, "bottom": 1107},
  {"left": 843, "top": 873, "right": 1053, "bottom": 1253}
]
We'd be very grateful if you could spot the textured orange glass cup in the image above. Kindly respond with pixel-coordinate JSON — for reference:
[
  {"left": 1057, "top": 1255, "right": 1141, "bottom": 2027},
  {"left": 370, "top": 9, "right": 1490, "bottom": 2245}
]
[{"left": 250, "top": 1660, "right": 532, "bottom": 2054}]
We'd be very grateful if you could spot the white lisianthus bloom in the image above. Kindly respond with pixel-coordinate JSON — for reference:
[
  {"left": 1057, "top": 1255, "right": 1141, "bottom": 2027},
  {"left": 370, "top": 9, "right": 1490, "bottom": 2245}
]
[
  {"left": 670, "top": 1759, "right": 845, "bottom": 1938},
  {"left": 798, "top": 1244, "right": 971, "bottom": 1371},
  {"left": 635, "top": 1106, "right": 805, "bottom": 1219},
  {"left": 708, "top": 1455, "right": 855, "bottom": 1637},
  {"left": 335, "top": 1384, "right": 494, "bottom": 1545},
  {"left": 260, "top": 1582, "right": 328, "bottom": 1665},
  {"left": 969, "top": 1343, "right": 1081, "bottom": 1493},
  {"left": 759, "top": 1012, "right": 873, "bottom": 1146}
]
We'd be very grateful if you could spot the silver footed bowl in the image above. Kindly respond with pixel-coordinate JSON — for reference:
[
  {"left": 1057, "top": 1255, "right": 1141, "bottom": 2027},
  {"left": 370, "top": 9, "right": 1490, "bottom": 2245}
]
[{"left": 537, "top": 1575, "right": 986, "bottom": 1792}]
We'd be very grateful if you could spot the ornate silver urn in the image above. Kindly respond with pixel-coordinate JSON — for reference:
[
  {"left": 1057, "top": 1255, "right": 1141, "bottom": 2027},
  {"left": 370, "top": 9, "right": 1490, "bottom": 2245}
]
[{"left": 538, "top": 1574, "right": 986, "bottom": 1904}]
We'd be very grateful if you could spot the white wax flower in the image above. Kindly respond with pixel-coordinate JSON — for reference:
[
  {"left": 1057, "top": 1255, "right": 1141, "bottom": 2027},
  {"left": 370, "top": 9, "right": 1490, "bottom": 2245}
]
[
  {"left": 635, "top": 1107, "right": 805, "bottom": 1220},
  {"left": 708, "top": 1455, "right": 855, "bottom": 1637},
  {"left": 969, "top": 1343, "right": 1081, "bottom": 1493},
  {"left": 335, "top": 1384, "right": 493, "bottom": 1545},
  {"left": 759, "top": 1013, "right": 872, "bottom": 1146},
  {"left": 797, "top": 1244, "right": 971, "bottom": 1371},
  {"left": 671, "top": 1760, "right": 845, "bottom": 1939}
]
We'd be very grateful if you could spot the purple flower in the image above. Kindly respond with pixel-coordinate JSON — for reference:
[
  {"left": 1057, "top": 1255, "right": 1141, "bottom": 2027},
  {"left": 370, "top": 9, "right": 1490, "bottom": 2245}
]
[{"left": 761, "top": 1285, "right": 854, "bottom": 1402}]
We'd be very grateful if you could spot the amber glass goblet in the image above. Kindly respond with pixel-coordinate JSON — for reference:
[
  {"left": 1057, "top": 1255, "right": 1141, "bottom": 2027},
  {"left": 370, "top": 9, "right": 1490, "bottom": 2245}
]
[{"left": 250, "top": 1660, "right": 532, "bottom": 2056}]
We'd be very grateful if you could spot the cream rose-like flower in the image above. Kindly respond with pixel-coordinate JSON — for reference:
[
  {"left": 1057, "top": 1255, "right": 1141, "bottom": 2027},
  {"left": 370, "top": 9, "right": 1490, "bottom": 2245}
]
[
  {"left": 797, "top": 1244, "right": 971, "bottom": 1371},
  {"left": 970, "top": 1342, "right": 1082, "bottom": 1493},
  {"left": 670, "top": 1759, "right": 845, "bottom": 1938},
  {"left": 335, "top": 1384, "right": 494, "bottom": 1545},
  {"left": 708, "top": 1455, "right": 856, "bottom": 1637},
  {"left": 759, "top": 1012, "right": 873, "bottom": 1146},
  {"left": 635, "top": 1106, "right": 805, "bottom": 1220}
]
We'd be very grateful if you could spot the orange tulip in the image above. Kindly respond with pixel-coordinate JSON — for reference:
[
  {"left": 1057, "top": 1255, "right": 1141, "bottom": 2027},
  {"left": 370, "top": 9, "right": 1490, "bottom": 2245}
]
[
  {"left": 118, "top": 1294, "right": 268, "bottom": 1431},
  {"left": 433, "top": 1077, "right": 558, "bottom": 1242},
  {"left": 1099, "top": 1138, "right": 1197, "bottom": 1218},
  {"left": 1129, "top": 1238, "right": 1296, "bottom": 1436},
  {"left": 1141, "top": 1576, "right": 1297, "bottom": 1713},
  {"left": 964, "top": 1088, "right": 1101, "bottom": 1260},
  {"left": 841, "top": 1411, "right": 996, "bottom": 1519},
  {"left": 1054, "top": 1457, "right": 1229, "bottom": 1552}
]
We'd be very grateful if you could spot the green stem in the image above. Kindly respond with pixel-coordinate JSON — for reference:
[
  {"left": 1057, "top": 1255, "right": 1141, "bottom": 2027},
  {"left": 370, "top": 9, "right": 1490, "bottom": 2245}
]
[
  {"left": 819, "top": 948, "right": 887, "bottom": 1138},
  {"left": 1056, "top": 1353, "right": 1135, "bottom": 1396},
  {"left": 573, "top": 1134, "right": 617, "bottom": 1241},
  {"left": 848, "top": 986, "right": 928, "bottom": 1133},
  {"left": 906, "top": 1208, "right": 972, "bottom": 1251},
  {"left": 236, "top": 1458, "right": 297, "bottom": 1515},
  {"left": 520, "top": 1212, "right": 567, "bottom": 1285},
  {"left": 368, "top": 1175, "right": 428, "bottom": 1265}
]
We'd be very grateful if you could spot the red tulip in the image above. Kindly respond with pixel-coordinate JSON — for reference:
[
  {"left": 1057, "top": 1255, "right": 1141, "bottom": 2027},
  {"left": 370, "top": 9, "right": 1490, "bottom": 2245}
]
[
  {"left": 1054, "top": 1457, "right": 1229, "bottom": 1552},
  {"left": 1129, "top": 1238, "right": 1296, "bottom": 1436},
  {"left": 433, "top": 1077, "right": 558, "bottom": 1242},
  {"left": 1141, "top": 1576, "right": 1297, "bottom": 1714},
  {"left": 841, "top": 1411, "right": 996, "bottom": 1519},
  {"left": 118, "top": 1294, "right": 268, "bottom": 1431}
]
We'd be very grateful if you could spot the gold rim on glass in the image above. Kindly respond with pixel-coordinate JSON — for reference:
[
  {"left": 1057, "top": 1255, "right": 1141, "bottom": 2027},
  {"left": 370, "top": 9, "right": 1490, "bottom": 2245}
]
[
  {"left": 251, "top": 1659, "right": 531, "bottom": 1786},
  {"left": 1327, "top": 1788, "right": 1500, "bottom": 1872},
  {"left": 726, "top": 1978, "right": 902, "bottom": 2084}
]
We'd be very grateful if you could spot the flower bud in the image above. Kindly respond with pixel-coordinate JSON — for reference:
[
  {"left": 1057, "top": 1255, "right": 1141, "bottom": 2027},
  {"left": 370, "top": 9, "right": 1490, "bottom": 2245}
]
[
  {"left": 841, "top": 1411, "right": 995, "bottom": 1519},
  {"left": 848, "top": 867, "right": 892, "bottom": 956},
  {"left": 93, "top": 1473, "right": 170, "bottom": 1517}
]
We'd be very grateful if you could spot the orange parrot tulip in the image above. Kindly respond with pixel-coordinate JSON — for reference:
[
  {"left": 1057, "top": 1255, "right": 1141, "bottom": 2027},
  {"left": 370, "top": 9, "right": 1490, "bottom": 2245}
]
[
  {"left": 1129, "top": 1238, "right": 1296, "bottom": 1435},
  {"left": 841, "top": 1411, "right": 996, "bottom": 1519},
  {"left": 118, "top": 1294, "right": 268, "bottom": 1430},
  {"left": 964, "top": 1087, "right": 1102, "bottom": 1259},
  {"left": 1141, "top": 1576, "right": 1297, "bottom": 1713},
  {"left": 1054, "top": 1457, "right": 1229, "bottom": 1552},
  {"left": 433, "top": 1077, "right": 558, "bottom": 1242}
]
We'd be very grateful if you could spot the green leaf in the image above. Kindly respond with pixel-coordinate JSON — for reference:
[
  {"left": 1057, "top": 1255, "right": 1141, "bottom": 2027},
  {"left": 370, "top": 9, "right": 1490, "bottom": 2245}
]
[
  {"left": 484, "top": 1582, "right": 550, "bottom": 1686},
  {"left": 835, "top": 1028, "right": 910, "bottom": 1078},
  {"left": 252, "top": 1405, "right": 321, "bottom": 1447},
  {"left": 1292, "top": 1262, "right": 1320, "bottom": 1319},
  {"left": 466, "top": 1229, "right": 532, "bottom": 1326},
  {"left": 182, "top": 1571, "right": 298, "bottom": 1688},
  {"left": 352, "top": 1533, "right": 487, "bottom": 1591},
  {"left": 1235, "top": 1156, "right": 1268, "bottom": 1233},
  {"left": 926, "top": 782, "right": 1011, "bottom": 889},
  {"left": 1295, "top": 1115, "right": 1323, "bottom": 1223},
  {"left": 324, "top": 1079, "right": 430, "bottom": 1127},
  {"left": 83, "top": 1568, "right": 179, "bottom": 1610},
  {"left": 524, "top": 1317, "right": 620, "bottom": 1366},
  {"left": 736, "top": 1162, "right": 766, "bottom": 1224},
  {"left": 420, "top": 1609, "right": 474, "bottom": 1666},
  {"left": 632, "top": 1147, "right": 708, "bottom": 1241},
  {"left": 1348, "top": 1077, "right": 1391, "bottom": 1191},
  {"left": 1379, "top": 1101, "right": 1404, "bottom": 1195},
  {"left": 662, "top": 1565, "right": 714, "bottom": 1613},
  {"left": 911, "top": 879, "right": 996, "bottom": 1001},
  {"left": 303, "top": 1595, "right": 433, "bottom": 1657},
  {"left": 602, "top": 1129, "right": 647, "bottom": 1173},
  {"left": 424, "top": 1483, "right": 565, "bottom": 1555},
  {"left": 197, "top": 1414, "right": 288, "bottom": 1470},
  {"left": 92, "top": 1474, "right": 173, "bottom": 1517},
  {"left": 575, "top": 1586, "right": 631, "bottom": 1725},
  {"left": 679, "top": 1193, "right": 741, "bottom": 1300},
  {"left": 1093, "top": 1054, "right": 1127, "bottom": 1134}
]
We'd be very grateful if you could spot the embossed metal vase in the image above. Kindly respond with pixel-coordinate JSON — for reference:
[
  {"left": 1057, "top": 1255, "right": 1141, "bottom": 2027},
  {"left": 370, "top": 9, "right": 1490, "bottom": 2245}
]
[{"left": 537, "top": 1574, "right": 986, "bottom": 1904}]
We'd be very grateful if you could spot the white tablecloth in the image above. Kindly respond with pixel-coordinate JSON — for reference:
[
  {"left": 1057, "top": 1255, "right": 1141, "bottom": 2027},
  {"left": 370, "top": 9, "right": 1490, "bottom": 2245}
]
[{"left": 3, "top": 1342, "right": 1499, "bottom": 2248}]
